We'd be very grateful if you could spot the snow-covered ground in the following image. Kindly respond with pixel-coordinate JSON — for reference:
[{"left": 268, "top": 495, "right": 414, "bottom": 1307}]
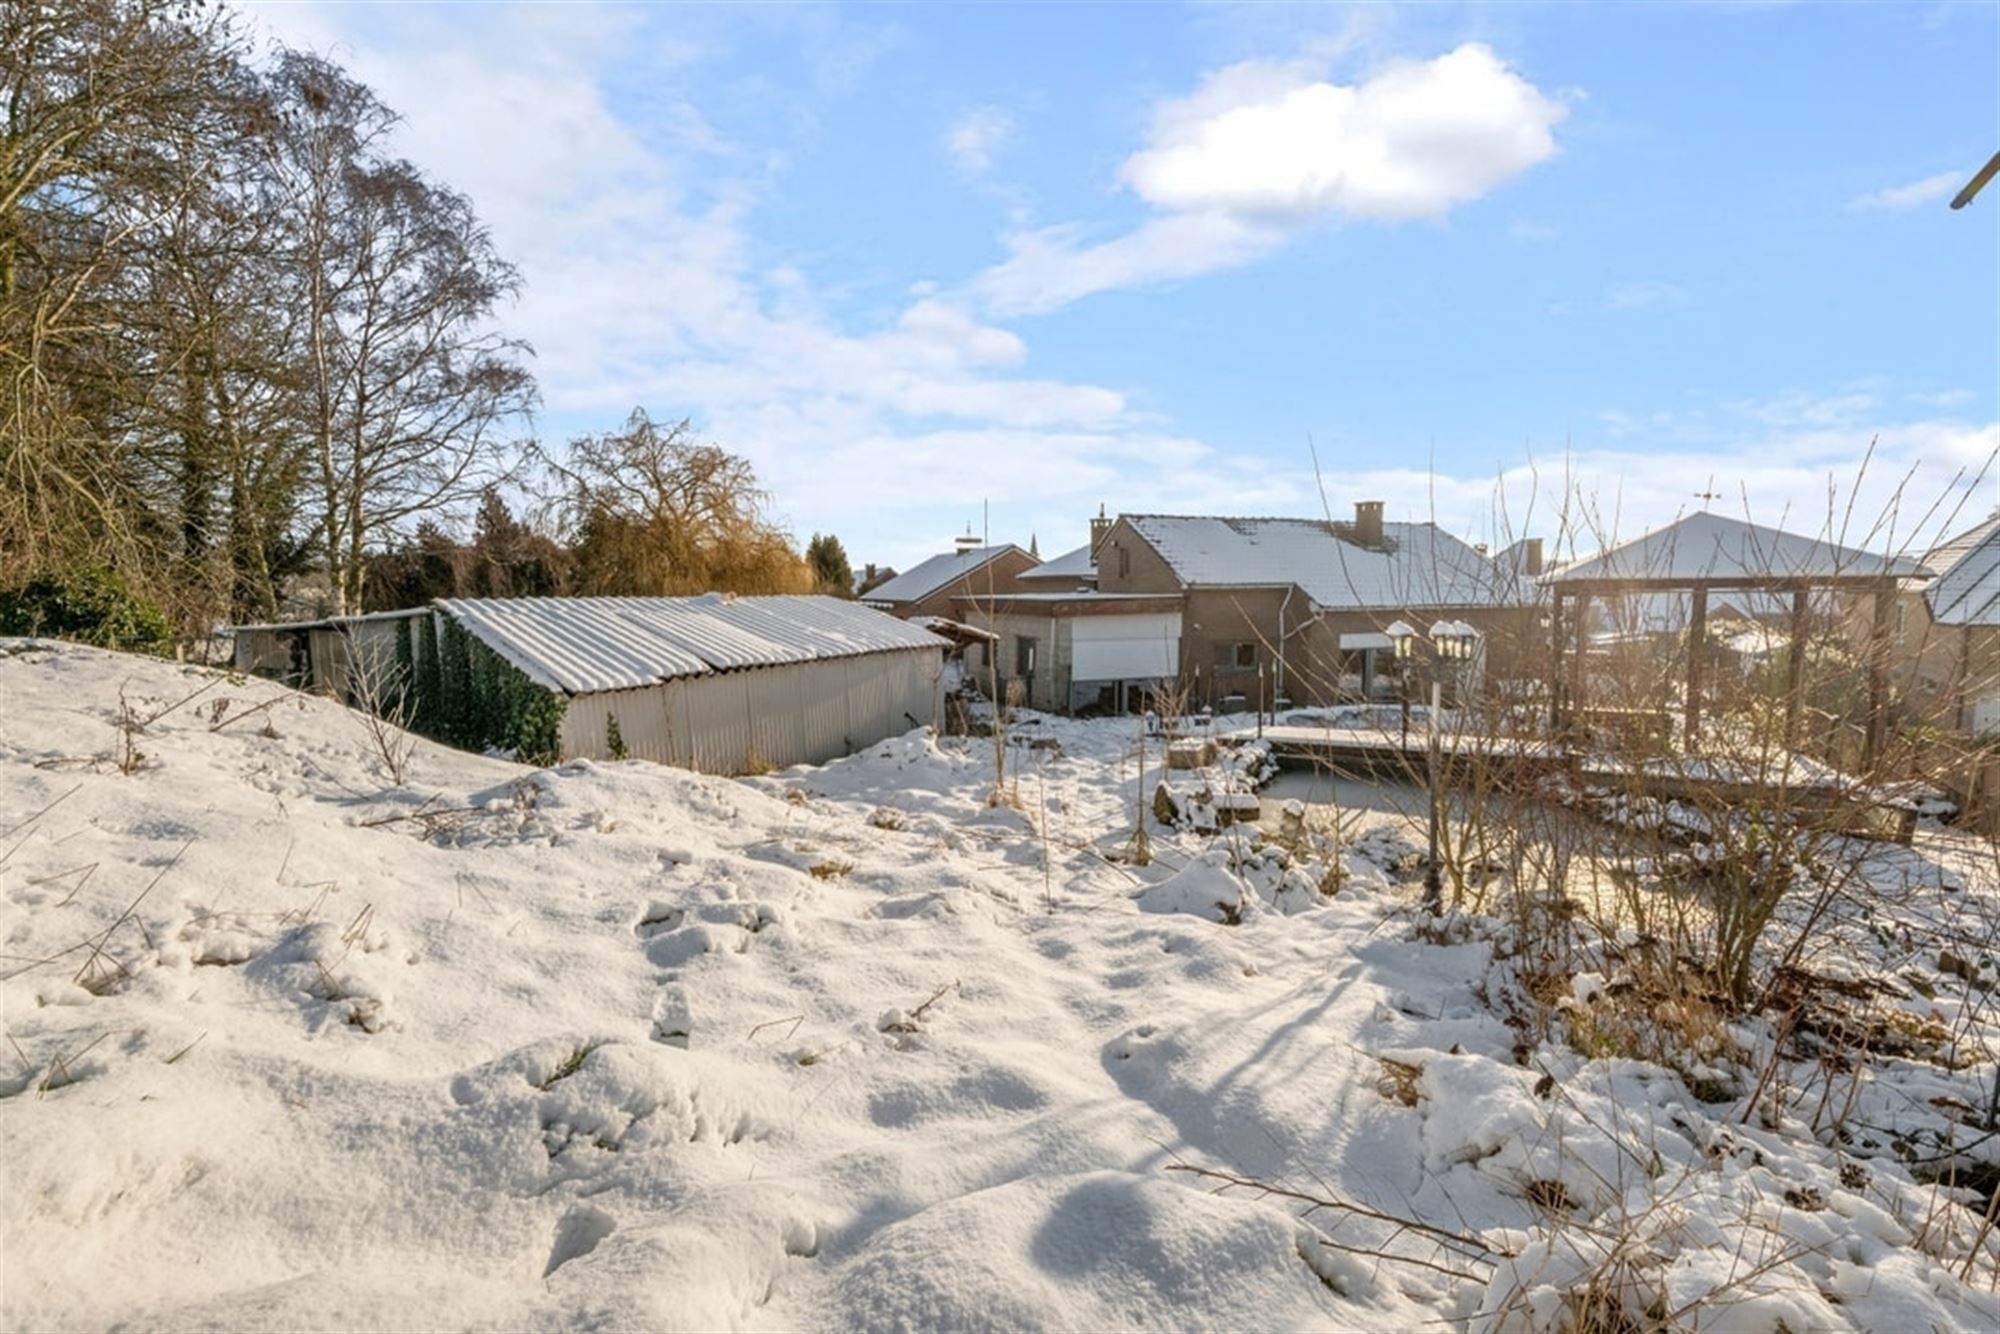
[{"left": 5, "top": 640, "right": 2000, "bottom": 1330}]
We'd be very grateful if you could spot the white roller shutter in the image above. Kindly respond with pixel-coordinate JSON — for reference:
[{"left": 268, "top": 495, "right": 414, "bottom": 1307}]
[{"left": 1070, "top": 612, "right": 1181, "bottom": 681}]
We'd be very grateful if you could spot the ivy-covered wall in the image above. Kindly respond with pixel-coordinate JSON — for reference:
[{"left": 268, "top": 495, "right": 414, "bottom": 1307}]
[{"left": 402, "top": 612, "right": 567, "bottom": 766}]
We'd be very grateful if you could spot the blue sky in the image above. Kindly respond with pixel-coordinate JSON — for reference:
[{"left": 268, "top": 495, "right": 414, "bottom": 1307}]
[{"left": 248, "top": 1, "right": 1997, "bottom": 571}]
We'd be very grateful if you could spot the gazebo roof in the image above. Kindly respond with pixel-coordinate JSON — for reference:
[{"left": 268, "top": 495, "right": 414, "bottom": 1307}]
[{"left": 1541, "top": 512, "right": 1931, "bottom": 591}]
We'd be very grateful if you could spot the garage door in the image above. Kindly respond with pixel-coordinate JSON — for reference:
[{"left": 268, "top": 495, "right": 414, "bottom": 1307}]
[{"left": 1071, "top": 612, "right": 1182, "bottom": 681}]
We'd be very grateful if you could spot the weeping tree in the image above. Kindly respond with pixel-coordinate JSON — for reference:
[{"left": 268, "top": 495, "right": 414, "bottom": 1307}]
[{"left": 547, "top": 410, "right": 813, "bottom": 597}]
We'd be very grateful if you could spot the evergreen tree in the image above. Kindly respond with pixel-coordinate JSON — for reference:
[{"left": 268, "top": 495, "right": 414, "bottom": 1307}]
[{"left": 806, "top": 533, "right": 855, "bottom": 596}]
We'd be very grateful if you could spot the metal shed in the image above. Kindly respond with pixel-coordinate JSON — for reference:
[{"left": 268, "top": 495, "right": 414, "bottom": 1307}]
[
  {"left": 231, "top": 608, "right": 429, "bottom": 703},
  {"left": 435, "top": 595, "right": 948, "bottom": 773}
]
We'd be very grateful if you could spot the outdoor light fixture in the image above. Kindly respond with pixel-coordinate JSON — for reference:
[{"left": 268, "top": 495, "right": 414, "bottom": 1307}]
[
  {"left": 1386, "top": 620, "right": 1417, "bottom": 660},
  {"left": 1416, "top": 620, "right": 1482, "bottom": 916},
  {"left": 1430, "top": 620, "right": 1479, "bottom": 662}
]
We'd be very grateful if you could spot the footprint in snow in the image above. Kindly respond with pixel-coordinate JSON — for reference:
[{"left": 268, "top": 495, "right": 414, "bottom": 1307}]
[
  {"left": 651, "top": 987, "right": 692, "bottom": 1048},
  {"left": 544, "top": 1206, "right": 616, "bottom": 1278}
]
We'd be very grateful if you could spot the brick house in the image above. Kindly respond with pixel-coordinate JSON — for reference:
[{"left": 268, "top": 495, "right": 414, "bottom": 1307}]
[
  {"left": 962, "top": 503, "right": 1541, "bottom": 713},
  {"left": 859, "top": 539, "right": 1038, "bottom": 621}
]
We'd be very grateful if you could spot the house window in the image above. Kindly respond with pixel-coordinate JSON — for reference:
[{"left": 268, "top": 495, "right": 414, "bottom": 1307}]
[
  {"left": 1117, "top": 546, "right": 1130, "bottom": 579},
  {"left": 1016, "top": 636, "right": 1038, "bottom": 675},
  {"left": 1214, "top": 641, "right": 1257, "bottom": 669}
]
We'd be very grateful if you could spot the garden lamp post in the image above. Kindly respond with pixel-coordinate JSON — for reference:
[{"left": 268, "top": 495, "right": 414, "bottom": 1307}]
[
  {"left": 1396, "top": 620, "right": 1481, "bottom": 914},
  {"left": 1386, "top": 620, "right": 1417, "bottom": 750}
]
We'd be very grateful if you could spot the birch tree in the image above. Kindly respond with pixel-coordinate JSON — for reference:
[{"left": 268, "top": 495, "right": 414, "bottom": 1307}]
[{"left": 267, "top": 54, "right": 535, "bottom": 613}]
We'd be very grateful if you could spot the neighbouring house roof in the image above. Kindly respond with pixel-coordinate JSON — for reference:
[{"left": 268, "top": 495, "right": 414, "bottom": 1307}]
[
  {"left": 1922, "top": 513, "right": 2000, "bottom": 626},
  {"left": 436, "top": 595, "right": 948, "bottom": 694},
  {"left": 231, "top": 607, "right": 430, "bottom": 634},
  {"left": 858, "top": 545, "right": 1026, "bottom": 606},
  {"left": 971, "top": 590, "right": 1182, "bottom": 603},
  {"left": 966, "top": 590, "right": 1184, "bottom": 617},
  {"left": 1123, "top": 514, "right": 1517, "bottom": 610},
  {"left": 1018, "top": 544, "right": 1097, "bottom": 583},
  {"left": 1542, "top": 512, "right": 1930, "bottom": 589},
  {"left": 910, "top": 615, "right": 999, "bottom": 645}
]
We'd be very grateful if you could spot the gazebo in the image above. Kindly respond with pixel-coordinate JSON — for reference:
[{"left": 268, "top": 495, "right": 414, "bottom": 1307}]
[{"left": 1540, "top": 512, "right": 1931, "bottom": 762}]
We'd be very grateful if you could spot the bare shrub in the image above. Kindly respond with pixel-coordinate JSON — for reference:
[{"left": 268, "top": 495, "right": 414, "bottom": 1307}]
[{"left": 343, "top": 628, "right": 418, "bottom": 786}]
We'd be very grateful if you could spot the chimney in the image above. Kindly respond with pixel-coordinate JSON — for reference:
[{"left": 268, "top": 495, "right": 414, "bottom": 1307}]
[
  {"left": 1089, "top": 503, "right": 1112, "bottom": 558},
  {"left": 1524, "top": 538, "right": 1544, "bottom": 577},
  {"left": 953, "top": 526, "right": 980, "bottom": 554},
  {"left": 1353, "top": 500, "right": 1384, "bottom": 549}
]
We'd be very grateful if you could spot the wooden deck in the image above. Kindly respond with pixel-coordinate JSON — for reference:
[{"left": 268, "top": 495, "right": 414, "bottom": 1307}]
[{"left": 1223, "top": 723, "right": 1918, "bottom": 842}]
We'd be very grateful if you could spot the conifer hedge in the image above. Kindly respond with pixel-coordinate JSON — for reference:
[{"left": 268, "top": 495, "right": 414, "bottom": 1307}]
[{"left": 404, "top": 612, "right": 566, "bottom": 765}]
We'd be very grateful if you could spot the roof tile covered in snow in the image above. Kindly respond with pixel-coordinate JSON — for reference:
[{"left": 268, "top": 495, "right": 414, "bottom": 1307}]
[
  {"left": 436, "top": 595, "right": 947, "bottom": 694},
  {"left": 859, "top": 545, "right": 1025, "bottom": 606},
  {"left": 1543, "top": 512, "right": 1929, "bottom": 587},
  {"left": 1125, "top": 515, "right": 1516, "bottom": 610},
  {"left": 1922, "top": 513, "right": 2000, "bottom": 626},
  {"left": 1018, "top": 543, "right": 1097, "bottom": 583}
]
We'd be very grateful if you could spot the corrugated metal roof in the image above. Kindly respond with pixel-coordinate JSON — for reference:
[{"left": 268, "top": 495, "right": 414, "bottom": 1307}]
[
  {"left": 1924, "top": 514, "right": 2000, "bottom": 626},
  {"left": 436, "top": 595, "right": 948, "bottom": 694},
  {"left": 859, "top": 545, "right": 1024, "bottom": 605},
  {"left": 1543, "top": 512, "right": 1929, "bottom": 586},
  {"left": 1126, "top": 515, "right": 1515, "bottom": 610}
]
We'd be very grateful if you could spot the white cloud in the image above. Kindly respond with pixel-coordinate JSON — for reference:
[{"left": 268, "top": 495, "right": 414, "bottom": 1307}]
[
  {"left": 972, "top": 212, "right": 1284, "bottom": 316},
  {"left": 1605, "top": 279, "right": 1688, "bottom": 311},
  {"left": 1121, "top": 44, "right": 1566, "bottom": 219},
  {"left": 1275, "top": 413, "right": 2000, "bottom": 565},
  {"left": 235, "top": 6, "right": 1995, "bottom": 572},
  {"left": 1848, "top": 170, "right": 1962, "bottom": 212},
  {"left": 944, "top": 107, "right": 1014, "bottom": 175},
  {"left": 967, "top": 43, "right": 1568, "bottom": 314}
]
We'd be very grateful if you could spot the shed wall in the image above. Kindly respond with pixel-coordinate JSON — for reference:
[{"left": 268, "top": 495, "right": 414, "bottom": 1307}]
[
  {"left": 556, "top": 647, "right": 942, "bottom": 774},
  {"left": 234, "top": 628, "right": 293, "bottom": 678}
]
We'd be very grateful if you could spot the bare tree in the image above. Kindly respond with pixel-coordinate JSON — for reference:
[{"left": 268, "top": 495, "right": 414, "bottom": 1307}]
[
  {"left": 0, "top": 0, "right": 258, "bottom": 589},
  {"left": 265, "top": 53, "right": 534, "bottom": 613}
]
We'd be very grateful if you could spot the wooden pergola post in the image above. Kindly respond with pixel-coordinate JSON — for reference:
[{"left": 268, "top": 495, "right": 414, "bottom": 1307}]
[
  {"left": 1865, "top": 584, "right": 1894, "bottom": 766},
  {"left": 1570, "top": 591, "right": 1590, "bottom": 730},
  {"left": 1784, "top": 587, "right": 1809, "bottom": 747},
  {"left": 1548, "top": 591, "right": 1566, "bottom": 733},
  {"left": 1684, "top": 584, "right": 1709, "bottom": 751}
]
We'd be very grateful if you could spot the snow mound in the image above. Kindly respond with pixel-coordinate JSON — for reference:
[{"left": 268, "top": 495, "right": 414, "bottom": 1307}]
[{"left": 7, "top": 641, "right": 2000, "bottom": 1331}]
